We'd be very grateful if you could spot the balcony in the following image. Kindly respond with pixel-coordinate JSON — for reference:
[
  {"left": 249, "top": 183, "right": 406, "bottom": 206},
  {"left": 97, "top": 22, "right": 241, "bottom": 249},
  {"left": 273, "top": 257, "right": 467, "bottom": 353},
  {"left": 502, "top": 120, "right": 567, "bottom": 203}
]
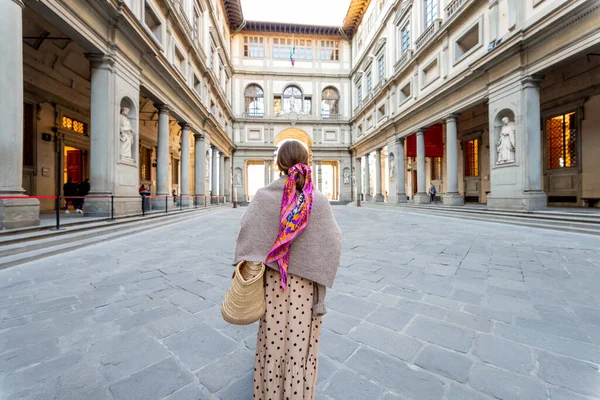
[
  {"left": 322, "top": 114, "right": 342, "bottom": 120},
  {"left": 395, "top": 49, "right": 413, "bottom": 73},
  {"left": 242, "top": 112, "right": 264, "bottom": 119},
  {"left": 415, "top": 19, "right": 442, "bottom": 52},
  {"left": 445, "top": 0, "right": 470, "bottom": 21}
]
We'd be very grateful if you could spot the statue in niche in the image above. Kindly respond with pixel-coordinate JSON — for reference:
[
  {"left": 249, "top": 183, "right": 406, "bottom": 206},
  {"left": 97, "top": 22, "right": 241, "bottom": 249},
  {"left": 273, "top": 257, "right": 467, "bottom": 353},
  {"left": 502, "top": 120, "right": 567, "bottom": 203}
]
[
  {"left": 389, "top": 153, "right": 395, "bottom": 181},
  {"left": 496, "top": 117, "right": 516, "bottom": 164},
  {"left": 343, "top": 168, "right": 350, "bottom": 186},
  {"left": 233, "top": 168, "right": 242, "bottom": 186},
  {"left": 119, "top": 107, "right": 134, "bottom": 160}
]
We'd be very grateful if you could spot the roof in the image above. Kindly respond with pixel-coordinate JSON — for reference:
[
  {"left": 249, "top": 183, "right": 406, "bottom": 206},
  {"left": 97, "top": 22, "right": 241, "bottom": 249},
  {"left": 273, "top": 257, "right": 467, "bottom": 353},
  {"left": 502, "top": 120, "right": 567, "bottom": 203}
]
[
  {"left": 223, "top": 0, "right": 244, "bottom": 30},
  {"left": 242, "top": 20, "right": 342, "bottom": 36},
  {"left": 342, "top": 0, "right": 371, "bottom": 37}
]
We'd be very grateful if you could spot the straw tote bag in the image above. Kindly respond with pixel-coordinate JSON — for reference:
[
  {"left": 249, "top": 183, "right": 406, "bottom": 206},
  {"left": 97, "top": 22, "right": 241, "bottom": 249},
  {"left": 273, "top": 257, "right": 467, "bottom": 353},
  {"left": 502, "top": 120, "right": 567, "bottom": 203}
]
[{"left": 221, "top": 261, "right": 266, "bottom": 325}]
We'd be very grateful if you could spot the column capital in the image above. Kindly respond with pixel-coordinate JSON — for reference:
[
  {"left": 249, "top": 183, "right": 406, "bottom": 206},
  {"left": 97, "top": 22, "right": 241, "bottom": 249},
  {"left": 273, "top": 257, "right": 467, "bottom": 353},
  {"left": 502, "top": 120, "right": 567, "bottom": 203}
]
[
  {"left": 488, "top": 0, "right": 499, "bottom": 7},
  {"left": 395, "top": 136, "right": 405, "bottom": 144},
  {"left": 416, "top": 128, "right": 426, "bottom": 136},
  {"left": 522, "top": 75, "right": 544, "bottom": 88},
  {"left": 444, "top": 114, "right": 460, "bottom": 123},
  {"left": 11, "top": 0, "right": 25, "bottom": 8},
  {"left": 375, "top": 148, "right": 383, "bottom": 153},
  {"left": 154, "top": 104, "right": 170, "bottom": 114},
  {"left": 86, "top": 53, "right": 115, "bottom": 70},
  {"left": 194, "top": 132, "right": 206, "bottom": 141}
]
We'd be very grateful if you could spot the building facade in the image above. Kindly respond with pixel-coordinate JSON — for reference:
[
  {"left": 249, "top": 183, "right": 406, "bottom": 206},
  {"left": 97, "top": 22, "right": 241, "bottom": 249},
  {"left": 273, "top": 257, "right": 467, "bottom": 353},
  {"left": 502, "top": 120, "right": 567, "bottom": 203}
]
[{"left": 1, "top": 0, "right": 600, "bottom": 229}]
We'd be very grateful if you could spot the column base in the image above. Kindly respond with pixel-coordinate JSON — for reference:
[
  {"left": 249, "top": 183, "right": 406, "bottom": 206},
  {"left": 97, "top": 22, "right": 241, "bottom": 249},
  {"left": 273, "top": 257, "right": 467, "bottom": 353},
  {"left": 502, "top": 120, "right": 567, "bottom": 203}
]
[
  {"left": 85, "top": 196, "right": 142, "bottom": 217},
  {"left": 413, "top": 193, "right": 431, "bottom": 204},
  {"left": 0, "top": 197, "right": 40, "bottom": 230},
  {"left": 396, "top": 193, "right": 408, "bottom": 203},
  {"left": 487, "top": 191, "right": 547, "bottom": 211},
  {"left": 374, "top": 194, "right": 385, "bottom": 203},
  {"left": 443, "top": 193, "right": 464, "bottom": 206}
]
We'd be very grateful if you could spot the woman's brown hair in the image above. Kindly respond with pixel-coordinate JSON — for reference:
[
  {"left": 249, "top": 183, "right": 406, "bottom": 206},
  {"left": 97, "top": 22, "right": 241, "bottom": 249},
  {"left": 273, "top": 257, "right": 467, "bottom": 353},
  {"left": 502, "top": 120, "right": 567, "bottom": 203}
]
[{"left": 277, "top": 140, "right": 309, "bottom": 191}]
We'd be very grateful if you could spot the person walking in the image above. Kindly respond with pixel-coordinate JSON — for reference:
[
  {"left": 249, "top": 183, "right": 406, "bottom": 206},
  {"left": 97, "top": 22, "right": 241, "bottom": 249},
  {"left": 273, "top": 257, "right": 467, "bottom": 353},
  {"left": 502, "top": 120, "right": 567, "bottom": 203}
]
[
  {"left": 63, "top": 178, "right": 78, "bottom": 214},
  {"left": 429, "top": 183, "right": 437, "bottom": 204},
  {"left": 234, "top": 140, "right": 342, "bottom": 400},
  {"left": 77, "top": 178, "right": 90, "bottom": 213}
]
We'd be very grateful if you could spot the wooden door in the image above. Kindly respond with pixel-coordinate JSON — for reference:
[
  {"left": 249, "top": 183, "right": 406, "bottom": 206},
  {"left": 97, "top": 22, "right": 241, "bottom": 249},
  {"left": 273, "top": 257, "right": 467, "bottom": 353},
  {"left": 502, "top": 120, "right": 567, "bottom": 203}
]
[
  {"left": 412, "top": 170, "right": 418, "bottom": 196},
  {"left": 66, "top": 150, "right": 82, "bottom": 183}
]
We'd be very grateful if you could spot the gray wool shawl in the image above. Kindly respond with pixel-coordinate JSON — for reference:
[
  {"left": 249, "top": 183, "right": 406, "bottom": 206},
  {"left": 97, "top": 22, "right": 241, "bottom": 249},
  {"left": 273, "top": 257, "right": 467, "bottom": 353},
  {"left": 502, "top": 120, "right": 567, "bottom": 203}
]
[{"left": 233, "top": 176, "right": 342, "bottom": 316}]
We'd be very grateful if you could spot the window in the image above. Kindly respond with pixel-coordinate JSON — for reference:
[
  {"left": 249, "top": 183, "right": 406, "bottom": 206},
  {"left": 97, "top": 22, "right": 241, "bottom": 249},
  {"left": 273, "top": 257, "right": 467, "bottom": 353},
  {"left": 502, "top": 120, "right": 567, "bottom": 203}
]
[
  {"left": 378, "top": 55, "right": 385, "bottom": 82},
  {"left": 400, "top": 23, "right": 411, "bottom": 55},
  {"left": 366, "top": 115, "right": 374, "bottom": 129},
  {"left": 193, "top": 74, "right": 201, "bottom": 95},
  {"left": 377, "top": 104, "right": 386, "bottom": 119},
  {"left": 356, "top": 83, "right": 362, "bottom": 103},
  {"left": 280, "top": 38, "right": 312, "bottom": 60},
  {"left": 303, "top": 98, "right": 312, "bottom": 114},
  {"left": 546, "top": 112, "right": 577, "bottom": 169},
  {"left": 399, "top": 82, "right": 411, "bottom": 104},
  {"left": 273, "top": 96, "right": 282, "bottom": 114},
  {"left": 357, "top": 124, "right": 363, "bottom": 136},
  {"left": 174, "top": 45, "right": 185, "bottom": 73},
  {"left": 209, "top": 43, "right": 215, "bottom": 68},
  {"left": 422, "top": 57, "right": 440, "bottom": 87},
  {"left": 193, "top": 7, "right": 201, "bottom": 40},
  {"left": 320, "top": 40, "right": 339, "bottom": 61},
  {"left": 140, "top": 148, "right": 152, "bottom": 181},
  {"left": 321, "top": 87, "right": 340, "bottom": 118},
  {"left": 144, "top": 4, "right": 162, "bottom": 42},
  {"left": 244, "top": 36, "right": 264, "bottom": 58},
  {"left": 172, "top": 158, "right": 180, "bottom": 185},
  {"left": 283, "top": 86, "right": 303, "bottom": 113},
  {"left": 431, "top": 157, "right": 442, "bottom": 180},
  {"left": 464, "top": 138, "right": 479, "bottom": 177},
  {"left": 273, "top": 38, "right": 291, "bottom": 59},
  {"left": 454, "top": 20, "right": 481, "bottom": 63},
  {"left": 366, "top": 71, "right": 373, "bottom": 93},
  {"left": 245, "top": 84, "right": 264, "bottom": 117},
  {"left": 424, "top": 0, "right": 438, "bottom": 29}
]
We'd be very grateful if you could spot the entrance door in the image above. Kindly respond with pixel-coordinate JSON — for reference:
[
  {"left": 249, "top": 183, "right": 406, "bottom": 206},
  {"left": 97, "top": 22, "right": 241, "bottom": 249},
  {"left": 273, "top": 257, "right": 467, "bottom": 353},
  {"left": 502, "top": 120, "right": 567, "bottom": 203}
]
[
  {"left": 412, "top": 170, "right": 417, "bottom": 197},
  {"left": 66, "top": 150, "right": 82, "bottom": 183}
]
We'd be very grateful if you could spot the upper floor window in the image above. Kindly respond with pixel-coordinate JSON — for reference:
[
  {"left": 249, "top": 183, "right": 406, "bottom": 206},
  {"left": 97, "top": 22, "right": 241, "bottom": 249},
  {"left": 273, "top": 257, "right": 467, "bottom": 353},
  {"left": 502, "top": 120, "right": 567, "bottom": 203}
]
[
  {"left": 296, "top": 39, "right": 313, "bottom": 60},
  {"left": 366, "top": 71, "right": 373, "bottom": 93},
  {"left": 273, "top": 38, "right": 291, "bottom": 59},
  {"left": 424, "top": 0, "right": 438, "bottom": 29},
  {"left": 378, "top": 55, "right": 385, "bottom": 82},
  {"left": 320, "top": 40, "right": 339, "bottom": 61},
  {"left": 356, "top": 83, "right": 362, "bottom": 103},
  {"left": 321, "top": 87, "right": 339, "bottom": 118},
  {"left": 144, "top": 4, "right": 162, "bottom": 43},
  {"left": 400, "top": 23, "right": 411, "bottom": 55},
  {"left": 546, "top": 112, "right": 577, "bottom": 169},
  {"left": 192, "top": 7, "right": 201, "bottom": 40},
  {"left": 245, "top": 84, "right": 264, "bottom": 117},
  {"left": 244, "top": 36, "right": 264, "bottom": 58}
]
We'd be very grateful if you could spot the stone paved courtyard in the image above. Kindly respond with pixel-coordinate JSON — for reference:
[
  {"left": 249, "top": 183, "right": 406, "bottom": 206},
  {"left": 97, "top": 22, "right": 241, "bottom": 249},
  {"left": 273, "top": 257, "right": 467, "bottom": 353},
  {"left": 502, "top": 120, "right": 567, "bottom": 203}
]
[{"left": 1, "top": 206, "right": 600, "bottom": 400}]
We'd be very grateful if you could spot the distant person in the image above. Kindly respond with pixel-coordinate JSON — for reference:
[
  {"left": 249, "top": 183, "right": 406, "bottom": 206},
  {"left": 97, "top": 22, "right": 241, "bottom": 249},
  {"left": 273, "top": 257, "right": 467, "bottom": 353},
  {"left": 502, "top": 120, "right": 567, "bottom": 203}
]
[
  {"left": 429, "top": 183, "right": 437, "bottom": 203},
  {"left": 77, "top": 179, "right": 90, "bottom": 213},
  {"left": 139, "top": 184, "right": 148, "bottom": 194},
  {"left": 63, "top": 178, "right": 77, "bottom": 214}
]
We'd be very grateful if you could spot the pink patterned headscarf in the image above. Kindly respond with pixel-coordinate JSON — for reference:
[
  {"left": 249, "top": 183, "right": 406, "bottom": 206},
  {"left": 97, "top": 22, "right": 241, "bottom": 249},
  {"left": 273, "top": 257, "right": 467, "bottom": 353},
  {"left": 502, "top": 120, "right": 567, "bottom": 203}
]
[{"left": 265, "top": 164, "right": 314, "bottom": 290}]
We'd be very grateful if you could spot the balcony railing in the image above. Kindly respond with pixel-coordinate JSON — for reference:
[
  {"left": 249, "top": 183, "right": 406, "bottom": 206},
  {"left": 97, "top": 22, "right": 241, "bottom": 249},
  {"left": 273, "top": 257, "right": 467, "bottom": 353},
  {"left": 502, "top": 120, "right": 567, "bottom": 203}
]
[
  {"left": 322, "top": 114, "right": 341, "bottom": 120},
  {"left": 242, "top": 112, "right": 264, "bottom": 118},
  {"left": 395, "top": 49, "right": 413, "bottom": 73},
  {"left": 445, "top": 0, "right": 470, "bottom": 20},
  {"left": 415, "top": 19, "right": 442, "bottom": 51}
]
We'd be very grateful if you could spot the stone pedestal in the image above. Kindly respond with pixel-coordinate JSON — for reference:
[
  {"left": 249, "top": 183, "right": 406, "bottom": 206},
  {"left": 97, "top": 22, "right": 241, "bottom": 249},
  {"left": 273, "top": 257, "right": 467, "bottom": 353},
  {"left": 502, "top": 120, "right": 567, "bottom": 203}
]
[
  {"left": 487, "top": 192, "right": 546, "bottom": 211},
  {"left": 0, "top": 198, "right": 40, "bottom": 230},
  {"left": 443, "top": 193, "right": 465, "bottom": 206},
  {"left": 413, "top": 193, "right": 431, "bottom": 204}
]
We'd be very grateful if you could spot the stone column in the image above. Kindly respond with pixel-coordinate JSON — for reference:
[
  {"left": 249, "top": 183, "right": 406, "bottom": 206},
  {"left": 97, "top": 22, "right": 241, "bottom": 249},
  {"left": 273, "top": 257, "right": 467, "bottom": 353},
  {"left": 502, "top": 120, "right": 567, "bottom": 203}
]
[
  {"left": 179, "top": 123, "right": 191, "bottom": 206},
  {"left": 522, "top": 76, "right": 546, "bottom": 208},
  {"left": 0, "top": 0, "right": 39, "bottom": 228},
  {"left": 219, "top": 152, "right": 225, "bottom": 202},
  {"left": 224, "top": 156, "right": 231, "bottom": 202},
  {"left": 317, "top": 162, "right": 323, "bottom": 192},
  {"left": 155, "top": 105, "right": 170, "bottom": 196},
  {"left": 355, "top": 156, "right": 362, "bottom": 204},
  {"left": 444, "top": 115, "right": 464, "bottom": 205},
  {"left": 194, "top": 132, "right": 206, "bottom": 204},
  {"left": 264, "top": 160, "right": 270, "bottom": 186},
  {"left": 414, "top": 129, "right": 430, "bottom": 204},
  {"left": 395, "top": 138, "right": 407, "bottom": 203},
  {"left": 374, "top": 149, "right": 384, "bottom": 202},
  {"left": 211, "top": 148, "right": 218, "bottom": 203},
  {"left": 364, "top": 154, "right": 371, "bottom": 201}
]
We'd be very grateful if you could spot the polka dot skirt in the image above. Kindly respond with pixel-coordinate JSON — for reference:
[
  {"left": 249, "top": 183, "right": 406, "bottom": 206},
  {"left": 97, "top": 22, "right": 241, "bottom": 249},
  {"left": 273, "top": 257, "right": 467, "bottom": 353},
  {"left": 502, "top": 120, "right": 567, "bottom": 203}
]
[{"left": 253, "top": 272, "right": 321, "bottom": 400}]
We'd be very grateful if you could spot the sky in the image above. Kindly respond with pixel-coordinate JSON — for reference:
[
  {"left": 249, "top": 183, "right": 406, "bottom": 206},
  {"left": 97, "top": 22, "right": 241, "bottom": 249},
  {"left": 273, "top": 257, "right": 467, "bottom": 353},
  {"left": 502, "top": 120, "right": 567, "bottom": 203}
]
[{"left": 240, "top": 0, "right": 352, "bottom": 26}]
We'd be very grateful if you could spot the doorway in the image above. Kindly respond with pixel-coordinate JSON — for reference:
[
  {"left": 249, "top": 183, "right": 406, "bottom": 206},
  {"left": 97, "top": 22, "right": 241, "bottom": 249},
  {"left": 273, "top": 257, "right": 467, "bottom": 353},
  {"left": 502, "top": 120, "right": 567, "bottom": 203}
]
[{"left": 63, "top": 146, "right": 88, "bottom": 184}]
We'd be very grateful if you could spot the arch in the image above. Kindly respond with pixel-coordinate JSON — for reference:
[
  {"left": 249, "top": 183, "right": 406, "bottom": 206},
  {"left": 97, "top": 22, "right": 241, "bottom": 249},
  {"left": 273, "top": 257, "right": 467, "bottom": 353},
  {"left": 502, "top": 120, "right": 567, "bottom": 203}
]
[
  {"left": 321, "top": 86, "right": 340, "bottom": 118},
  {"left": 274, "top": 128, "right": 313, "bottom": 148},
  {"left": 244, "top": 83, "right": 264, "bottom": 116}
]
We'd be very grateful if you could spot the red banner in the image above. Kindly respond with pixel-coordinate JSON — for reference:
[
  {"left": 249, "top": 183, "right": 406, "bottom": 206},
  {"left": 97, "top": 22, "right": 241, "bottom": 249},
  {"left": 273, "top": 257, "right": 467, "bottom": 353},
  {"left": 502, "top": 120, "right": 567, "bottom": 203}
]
[{"left": 405, "top": 124, "right": 444, "bottom": 158}]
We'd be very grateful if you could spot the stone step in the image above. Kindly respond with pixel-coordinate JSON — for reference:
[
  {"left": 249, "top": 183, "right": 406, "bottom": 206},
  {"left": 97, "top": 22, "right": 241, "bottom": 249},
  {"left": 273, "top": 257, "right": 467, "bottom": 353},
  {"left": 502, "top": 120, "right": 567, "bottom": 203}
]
[
  {"left": 0, "top": 207, "right": 226, "bottom": 269},
  {"left": 360, "top": 204, "right": 600, "bottom": 235}
]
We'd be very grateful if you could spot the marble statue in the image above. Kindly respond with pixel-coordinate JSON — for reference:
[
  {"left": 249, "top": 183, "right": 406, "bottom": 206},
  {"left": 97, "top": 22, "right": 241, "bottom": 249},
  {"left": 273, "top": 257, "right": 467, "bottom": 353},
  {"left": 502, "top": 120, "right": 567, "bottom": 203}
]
[
  {"left": 234, "top": 168, "right": 242, "bottom": 186},
  {"left": 389, "top": 153, "right": 395, "bottom": 180},
  {"left": 343, "top": 168, "right": 350, "bottom": 185},
  {"left": 496, "top": 117, "right": 516, "bottom": 164},
  {"left": 119, "top": 107, "right": 134, "bottom": 160}
]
